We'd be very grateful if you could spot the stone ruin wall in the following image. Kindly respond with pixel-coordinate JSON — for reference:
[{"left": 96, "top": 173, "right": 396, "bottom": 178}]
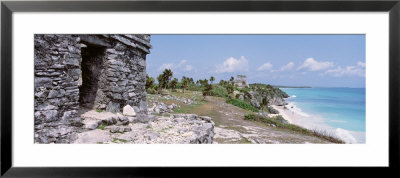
[
  {"left": 235, "top": 75, "right": 249, "bottom": 88},
  {"left": 34, "top": 34, "right": 151, "bottom": 143}
]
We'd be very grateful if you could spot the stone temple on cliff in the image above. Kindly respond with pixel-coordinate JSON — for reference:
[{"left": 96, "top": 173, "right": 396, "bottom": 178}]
[
  {"left": 34, "top": 34, "right": 151, "bottom": 143},
  {"left": 234, "top": 75, "right": 249, "bottom": 88}
]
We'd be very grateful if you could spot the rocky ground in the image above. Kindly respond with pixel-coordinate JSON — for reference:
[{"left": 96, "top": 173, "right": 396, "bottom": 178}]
[
  {"left": 74, "top": 90, "right": 332, "bottom": 144},
  {"left": 74, "top": 108, "right": 214, "bottom": 144}
]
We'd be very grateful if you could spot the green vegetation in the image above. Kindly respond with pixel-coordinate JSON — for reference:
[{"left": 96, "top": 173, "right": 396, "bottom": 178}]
[
  {"left": 202, "top": 82, "right": 213, "bottom": 100},
  {"left": 173, "top": 101, "right": 205, "bottom": 113},
  {"left": 244, "top": 113, "right": 256, "bottom": 121},
  {"left": 272, "top": 85, "right": 312, "bottom": 88},
  {"left": 112, "top": 138, "right": 128, "bottom": 143},
  {"left": 153, "top": 113, "right": 162, "bottom": 116},
  {"left": 210, "top": 85, "right": 229, "bottom": 98},
  {"left": 186, "top": 84, "right": 203, "bottom": 91},
  {"left": 97, "top": 123, "right": 107, "bottom": 130},
  {"left": 226, "top": 98, "right": 259, "bottom": 112},
  {"left": 146, "top": 68, "right": 343, "bottom": 144},
  {"left": 260, "top": 97, "right": 269, "bottom": 112},
  {"left": 146, "top": 74, "right": 155, "bottom": 89},
  {"left": 96, "top": 109, "right": 103, "bottom": 113},
  {"left": 210, "top": 76, "right": 215, "bottom": 84},
  {"left": 243, "top": 114, "right": 344, "bottom": 143},
  {"left": 97, "top": 142, "right": 104, "bottom": 144},
  {"left": 181, "top": 76, "right": 190, "bottom": 93},
  {"left": 239, "top": 137, "right": 252, "bottom": 144},
  {"left": 250, "top": 83, "right": 289, "bottom": 98},
  {"left": 169, "top": 78, "right": 178, "bottom": 91}
]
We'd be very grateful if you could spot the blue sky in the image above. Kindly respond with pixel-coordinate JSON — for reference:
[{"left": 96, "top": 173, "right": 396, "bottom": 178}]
[{"left": 146, "top": 35, "right": 365, "bottom": 88}]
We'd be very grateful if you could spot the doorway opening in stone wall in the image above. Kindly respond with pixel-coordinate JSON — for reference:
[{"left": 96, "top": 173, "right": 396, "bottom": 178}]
[{"left": 78, "top": 44, "right": 106, "bottom": 109}]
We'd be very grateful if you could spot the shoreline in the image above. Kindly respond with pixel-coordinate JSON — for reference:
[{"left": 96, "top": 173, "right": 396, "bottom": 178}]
[
  {"left": 270, "top": 103, "right": 311, "bottom": 127},
  {"left": 270, "top": 102, "right": 365, "bottom": 144}
]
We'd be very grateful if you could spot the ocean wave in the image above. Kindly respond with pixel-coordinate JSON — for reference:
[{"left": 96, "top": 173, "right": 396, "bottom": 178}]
[
  {"left": 286, "top": 102, "right": 310, "bottom": 117},
  {"left": 290, "top": 95, "right": 296, "bottom": 98},
  {"left": 284, "top": 102, "right": 363, "bottom": 143},
  {"left": 335, "top": 128, "right": 357, "bottom": 144}
]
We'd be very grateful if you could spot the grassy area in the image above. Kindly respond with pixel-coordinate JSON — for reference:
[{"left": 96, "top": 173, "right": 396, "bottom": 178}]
[
  {"left": 210, "top": 85, "right": 229, "bottom": 98},
  {"left": 112, "top": 138, "right": 128, "bottom": 143},
  {"left": 239, "top": 137, "right": 252, "bottom": 144},
  {"left": 172, "top": 101, "right": 205, "bottom": 113},
  {"left": 96, "top": 109, "right": 103, "bottom": 113},
  {"left": 97, "top": 123, "right": 107, "bottom": 130},
  {"left": 226, "top": 98, "right": 259, "bottom": 112},
  {"left": 153, "top": 113, "right": 163, "bottom": 116},
  {"left": 244, "top": 113, "right": 344, "bottom": 143}
]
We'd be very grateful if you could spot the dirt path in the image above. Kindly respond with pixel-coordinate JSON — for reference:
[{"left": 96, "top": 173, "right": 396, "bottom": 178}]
[{"left": 181, "top": 96, "right": 331, "bottom": 144}]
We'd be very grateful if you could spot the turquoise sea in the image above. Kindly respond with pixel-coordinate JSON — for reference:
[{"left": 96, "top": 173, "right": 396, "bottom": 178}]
[{"left": 281, "top": 88, "right": 366, "bottom": 137}]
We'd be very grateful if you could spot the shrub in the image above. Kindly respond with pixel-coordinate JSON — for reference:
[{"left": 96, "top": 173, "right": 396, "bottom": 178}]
[
  {"left": 244, "top": 113, "right": 256, "bottom": 121},
  {"left": 239, "top": 87, "right": 251, "bottom": 93},
  {"left": 211, "top": 85, "right": 228, "bottom": 98},
  {"left": 243, "top": 114, "right": 344, "bottom": 143},
  {"left": 226, "top": 98, "right": 259, "bottom": 112},
  {"left": 265, "top": 115, "right": 288, "bottom": 127},
  {"left": 235, "top": 94, "right": 241, "bottom": 99},
  {"left": 187, "top": 84, "right": 203, "bottom": 91},
  {"left": 97, "top": 123, "right": 107, "bottom": 130},
  {"left": 202, "top": 83, "right": 213, "bottom": 99},
  {"left": 146, "top": 88, "right": 157, "bottom": 94},
  {"left": 146, "top": 74, "right": 155, "bottom": 89}
]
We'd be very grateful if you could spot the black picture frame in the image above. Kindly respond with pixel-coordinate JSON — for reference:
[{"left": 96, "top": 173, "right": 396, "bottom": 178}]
[{"left": 1, "top": 0, "right": 399, "bottom": 177}]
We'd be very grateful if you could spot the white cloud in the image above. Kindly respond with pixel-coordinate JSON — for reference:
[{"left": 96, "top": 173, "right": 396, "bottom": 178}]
[
  {"left": 280, "top": 62, "right": 295, "bottom": 71},
  {"left": 158, "top": 59, "right": 195, "bottom": 72},
  {"left": 176, "top": 60, "right": 187, "bottom": 68},
  {"left": 215, "top": 56, "right": 249, "bottom": 73},
  {"left": 257, "top": 62, "right": 273, "bottom": 71},
  {"left": 273, "top": 62, "right": 295, "bottom": 72},
  {"left": 357, "top": 61, "right": 366, "bottom": 68},
  {"left": 324, "top": 62, "right": 365, "bottom": 77},
  {"left": 297, "top": 58, "right": 334, "bottom": 71},
  {"left": 158, "top": 63, "right": 174, "bottom": 71}
]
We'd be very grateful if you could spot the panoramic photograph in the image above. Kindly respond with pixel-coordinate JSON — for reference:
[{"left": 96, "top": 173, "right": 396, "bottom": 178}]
[{"left": 34, "top": 34, "right": 365, "bottom": 144}]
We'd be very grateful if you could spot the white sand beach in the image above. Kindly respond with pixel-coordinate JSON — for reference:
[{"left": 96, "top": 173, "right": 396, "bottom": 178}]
[
  {"left": 270, "top": 103, "right": 312, "bottom": 127},
  {"left": 270, "top": 102, "right": 364, "bottom": 144}
]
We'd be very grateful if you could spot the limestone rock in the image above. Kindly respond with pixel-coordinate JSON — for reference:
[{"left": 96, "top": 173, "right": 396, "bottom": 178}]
[
  {"left": 110, "top": 126, "right": 132, "bottom": 133},
  {"left": 123, "top": 105, "right": 136, "bottom": 117}
]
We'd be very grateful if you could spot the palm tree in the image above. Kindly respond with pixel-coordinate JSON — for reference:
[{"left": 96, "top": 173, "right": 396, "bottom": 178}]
[
  {"left": 200, "top": 79, "right": 209, "bottom": 86},
  {"left": 181, "top": 76, "right": 189, "bottom": 93},
  {"left": 157, "top": 74, "right": 164, "bottom": 89},
  {"left": 161, "top": 69, "right": 173, "bottom": 89},
  {"left": 229, "top": 76, "right": 235, "bottom": 85},
  {"left": 202, "top": 81, "right": 213, "bottom": 100},
  {"left": 169, "top": 78, "right": 178, "bottom": 91},
  {"left": 210, "top": 76, "right": 215, "bottom": 84},
  {"left": 188, "top": 77, "right": 194, "bottom": 85},
  {"left": 145, "top": 74, "right": 155, "bottom": 89}
]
